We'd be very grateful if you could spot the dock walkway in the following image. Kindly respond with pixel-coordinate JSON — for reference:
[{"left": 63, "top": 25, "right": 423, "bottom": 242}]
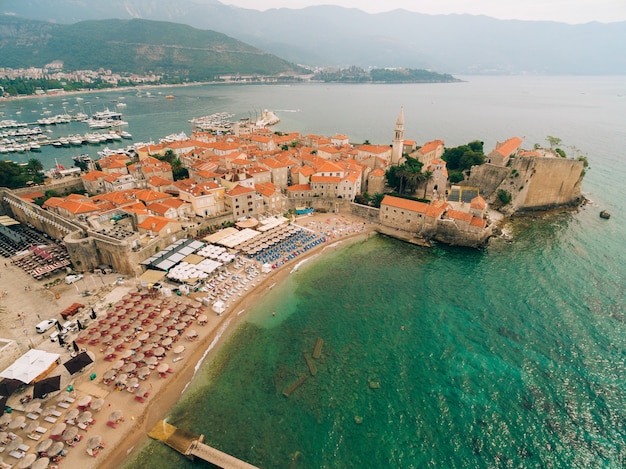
[{"left": 149, "top": 420, "right": 258, "bottom": 469}]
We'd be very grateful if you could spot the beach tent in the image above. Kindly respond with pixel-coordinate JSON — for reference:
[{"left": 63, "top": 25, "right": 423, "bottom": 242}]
[
  {"left": 0, "top": 350, "right": 60, "bottom": 384},
  {"left": 63, "top": 351, "right": 93, "bottom": 375},
  {"left": 137, "top": 268, "right": 166, "bottom": 287},
  {"left": 212, "top": 300, "right": 226, "bottom": 315},
  {"left": 33, "top": 375, "right": 61, "bottom": 399},
  {"left": 0, "top": 378, "right": 23, "bottom": 397}
]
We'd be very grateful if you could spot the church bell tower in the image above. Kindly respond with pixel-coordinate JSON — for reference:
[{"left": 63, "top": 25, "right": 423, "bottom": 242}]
[{"left": 391, "top": 107, "right": 405, "bottom": 165}]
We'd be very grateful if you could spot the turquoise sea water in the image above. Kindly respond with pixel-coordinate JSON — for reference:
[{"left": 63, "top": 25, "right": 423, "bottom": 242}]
[{"left": 2, "top": 76, "right": 625, "bottom": 467}]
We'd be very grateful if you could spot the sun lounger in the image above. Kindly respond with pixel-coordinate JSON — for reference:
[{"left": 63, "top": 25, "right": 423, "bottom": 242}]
[
  {"left": 57, "top": 401, "right": 70, "bottom": 409},
  {"left": 9, "top": 450, "right": 25, "bottom": 459},
  {"left": 50, "top": 410, "right": 62, "bottom": 417},
  {"left": 44, "top": 416, "right": 57, "bottom": 424},
  {"left": 35, "top": 427, "right": 47, "bottom": 434},
  {"left": 26, "top": 413, "right": 38, "bottom": 420}
]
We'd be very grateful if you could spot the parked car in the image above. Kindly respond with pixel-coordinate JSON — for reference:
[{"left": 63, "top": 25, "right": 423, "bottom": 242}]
[
  {"left": 36, "top": 319, "right": 58, "bottom": 333},
  {"left": 49, "top": 330, "right": 68, "bottom": 342},
  {"left": 62, "top": 320, "right": 78, "bottom": 332},
  {"left": 65, "top": 274, "right": 84, "bottom": 284}
]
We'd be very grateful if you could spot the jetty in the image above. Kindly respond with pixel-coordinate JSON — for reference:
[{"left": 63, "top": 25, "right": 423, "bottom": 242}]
[{"left": 149, "top": 420, "right": 258, "bottom": 469}]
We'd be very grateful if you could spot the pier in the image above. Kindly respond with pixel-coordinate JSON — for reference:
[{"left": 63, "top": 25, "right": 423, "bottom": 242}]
[{"left": 149, "top": 420, "right": 258, "bottom": 469}]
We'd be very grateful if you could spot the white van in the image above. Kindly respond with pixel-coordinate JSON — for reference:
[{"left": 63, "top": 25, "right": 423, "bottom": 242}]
[{"left": 36, "top": 319, "right": 57, "bottom": 333}]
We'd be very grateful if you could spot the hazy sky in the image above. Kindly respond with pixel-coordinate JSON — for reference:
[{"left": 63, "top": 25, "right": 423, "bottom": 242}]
[{"left": 221, "top": 0, "right": 626, "bottom": 24}]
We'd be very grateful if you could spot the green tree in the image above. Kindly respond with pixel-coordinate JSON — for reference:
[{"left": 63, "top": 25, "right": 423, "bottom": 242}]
[
  {"left": 546, "top": 135, "right": 562, "bottom": 149},
  {"left": 26, "top": 158, "right": 43, "bottom": 175},
  {"left": 422, "top": 170, "right": 433, "bottom": 198},
  {"left": 371, "top": 193, "right": 385, "bottom": 208}
]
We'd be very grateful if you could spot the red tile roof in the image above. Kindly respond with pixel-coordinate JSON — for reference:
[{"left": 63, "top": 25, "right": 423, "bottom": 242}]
[{"left": 494, "top": 137, "right": 523, "bottom": 157}]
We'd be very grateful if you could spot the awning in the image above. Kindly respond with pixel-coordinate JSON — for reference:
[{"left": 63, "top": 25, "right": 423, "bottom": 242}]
[
  {"left": 63, "top": 351, "right": 93, "bottom": 375},
  {"left": 0, "top": 350, "right": 60, "bottom": 384}
]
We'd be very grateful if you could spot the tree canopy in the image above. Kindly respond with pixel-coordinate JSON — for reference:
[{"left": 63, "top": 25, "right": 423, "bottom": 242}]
[{"left": 0, "top": 159, "right": 45, "bottom": 188}]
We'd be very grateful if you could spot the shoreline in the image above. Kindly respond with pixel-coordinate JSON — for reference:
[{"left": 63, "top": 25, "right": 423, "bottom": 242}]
[{"left": 102, "top": 216, "right": 374, "bottom": 469}]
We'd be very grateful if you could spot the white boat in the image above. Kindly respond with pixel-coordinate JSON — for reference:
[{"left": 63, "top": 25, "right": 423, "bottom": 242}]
[{"left": 120, "top": 131, "right": 132, "bottom": 139}]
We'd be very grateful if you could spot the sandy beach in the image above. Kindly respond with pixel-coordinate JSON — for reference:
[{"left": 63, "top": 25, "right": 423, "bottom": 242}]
[{"left": 0, "top": 212, "right": 375, "bottom": 468}]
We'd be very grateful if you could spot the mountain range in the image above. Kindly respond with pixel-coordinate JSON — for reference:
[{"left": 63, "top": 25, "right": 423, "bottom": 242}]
[
  {"left": 1, "top": 0, "right": 625, "bottom": 75},
  {"left": 0, "top": 16, "right": 304, "bottom": 80}
]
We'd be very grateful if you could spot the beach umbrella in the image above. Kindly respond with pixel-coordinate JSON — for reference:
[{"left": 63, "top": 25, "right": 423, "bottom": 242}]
[
  {"left": 186, "top": 329, "right": 198, "bottom": 339},
  {"left": 156, "top": 363, "right": 170, "bottom": 373},
  {"left": 133, "top": 352, "right": 145, "bottom": 363},
  {"left": 77, "top": 395, "right": 92, "bottom": 408},
  {"left": 112, "top": 338, "right": 125, "bottom": 348},
  {"left": 129, "top": 340, "right": 142, "bottom": 350},
  {"left": 17, "top": 453, "right": 37, "bottom": 468},
  {"left": 25, "top": 401, "right": 42, "bottom": 413},
  {"left": 24, "top": 420, "right": 40, "bottom": 433},
  {"left": 62, "top": 426, "right": 78, "bottom": 441},
  {"left": 137, "top": 367, "right": 150, "bottom": 379},
  {"left": 77, "top": 411, "right": 92, "bottom": 424},
  {"left": 145, "top": 356, "right": 158, "bottom": 366},
  {"left": 31, "top": 458, "right": 50, "bottom": 469},
  {"left": 135, "top": 386, "right": 148, "bottom": 397},
  {"left": 122, "top": 363, "right": 136, "bottom": 373},
  {"left": 86, "top": 435, "right": 102, "bottom": 449},
  {"left": 72, "top": 341, "right": 79, "bottom": 352},
  {"left": 42, "top": 406, "right": 57, "bottom": 417},
  {"left": 153, "top": 347, "right": 165, "bottom": 357},
  {"left": 8, "top": 415, "right": 25, "bottom": 429},
  {"left": 116, "top": 374, "right": 128, "bottom": 384},
  {"left": 111, "top": 360, "right": 125, "bottom": 370},
  {"left": 137, "top": 332, "right": 149, "bottom": 342},
  {"left": 161, "top": 337, "right": 172, "bottom": 347},
  {"left": 103, "top": 347, "right": 115, "bottom": 356},
  {"left": 102, "top": 370, "right": 116, "bottom": 381},
  {"left": 127, "top": 377, "right": 139, "bottom": 389},
  {"left": 35, "top": 438, "right": 53, "bottom": 453},
  {"left": 120, "top": 349, "right": 133, "bottom": 360},
  {"left": 50, "top": 422, "right": 66, "bottom": 436},
  {"left": 0, "top": 378, "right": 22, "bottom": 397},
  {"left": 0, "top": 413, "right": 11, "bottom": 425},
  {"left": 173, "top": 345, "right": 185, "bottom": 354},
  {"left": 33, "top": 375, "right": 61, "bottom": 399},
  {"left": 49, "top": 441, "right": 64, "bottom": 456},
  {"left": 157, "top": 327, "right": 168, "bottom": 336},
  {"left": 108, "top": 410, "right": 123, "bottom": 422},
  {"left": 146, "top": 324, "right": 157, "bottom": 333},
  {"left": 149, "top": 334, "right": 162, "bottom": 343},
  {"left": 91, "top": 398, "right": 105, "bottom": 412},
  {"left": 66, "top": 408, "right": 80, "bottom": 421},
  {"left": 6, "top": 435, "right": 24, "bottom": 452},
  {"left": 100, "top": 335, "right": 113, "bottom": 344},
  {"left": 167, "top": 329, "right": 178, "bottom": 338},
  {"left": 175, "top": 322, "right": 186, "bottom": 331}
]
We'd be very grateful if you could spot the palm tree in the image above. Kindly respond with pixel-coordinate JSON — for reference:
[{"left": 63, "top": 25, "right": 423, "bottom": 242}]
[{"left": 422, "top": 170, "right": 433, "bottom": 199}]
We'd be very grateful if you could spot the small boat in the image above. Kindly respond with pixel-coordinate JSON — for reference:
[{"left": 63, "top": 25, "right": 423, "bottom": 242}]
[
  {"left": 165, "top": 95, "right": 175, "bottom": 100},
  {"left": 600, "top": 210, "right": 611, "bottom": 219}
]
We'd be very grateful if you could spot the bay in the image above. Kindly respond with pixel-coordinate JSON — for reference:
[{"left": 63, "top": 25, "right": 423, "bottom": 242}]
[{"left": 2, "top": 76, "right": 625, "bottom": 467}]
